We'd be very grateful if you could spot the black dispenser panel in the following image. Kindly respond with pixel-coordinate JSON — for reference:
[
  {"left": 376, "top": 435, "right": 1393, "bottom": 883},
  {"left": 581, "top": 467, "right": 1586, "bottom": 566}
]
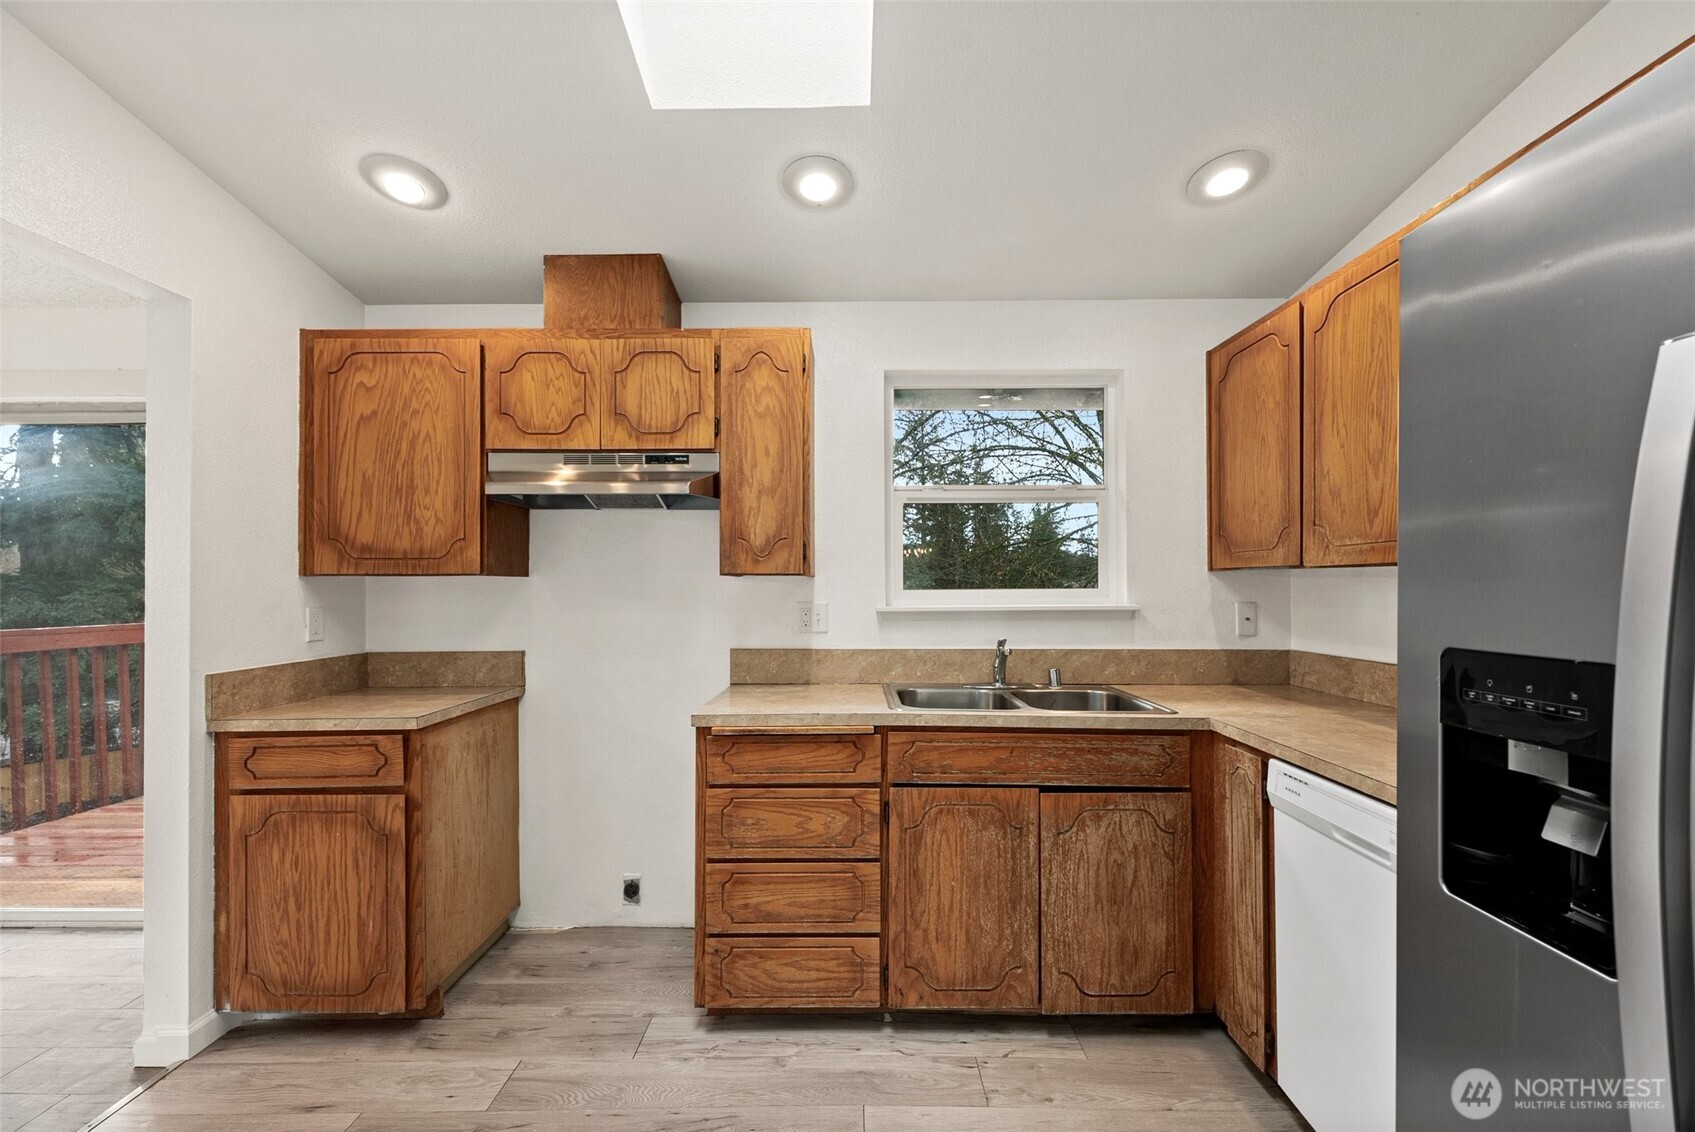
[{"left": 1439, "top": 647, "right": 1616, "bottom": 976}]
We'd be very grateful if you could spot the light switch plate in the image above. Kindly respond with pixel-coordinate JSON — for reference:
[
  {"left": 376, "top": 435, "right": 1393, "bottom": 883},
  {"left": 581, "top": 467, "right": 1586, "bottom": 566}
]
[
  {"left": 304, "top": 606, "right": 325, "bottom": 643},
  {"left": 1235, "top": 601, "right": 1258, "bottom": 638}
]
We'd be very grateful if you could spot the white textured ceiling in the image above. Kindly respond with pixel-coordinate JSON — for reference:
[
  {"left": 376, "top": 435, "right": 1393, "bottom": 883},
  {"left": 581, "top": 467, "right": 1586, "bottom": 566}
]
[{"left": 5, "top": 1, "right": 1604, "bottom": 304}]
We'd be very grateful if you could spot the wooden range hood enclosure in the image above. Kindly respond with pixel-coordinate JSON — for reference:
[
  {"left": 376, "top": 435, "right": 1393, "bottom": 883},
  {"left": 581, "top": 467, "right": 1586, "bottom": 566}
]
[{"left": 298, "top": 254, "right": 814, "bottom": 578}]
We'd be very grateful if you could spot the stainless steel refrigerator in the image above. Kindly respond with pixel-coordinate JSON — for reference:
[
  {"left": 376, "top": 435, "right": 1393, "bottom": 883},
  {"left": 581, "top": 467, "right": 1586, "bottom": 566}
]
[{"left": 1398, "top": 46, "right": 1694, "bottom": 1132}]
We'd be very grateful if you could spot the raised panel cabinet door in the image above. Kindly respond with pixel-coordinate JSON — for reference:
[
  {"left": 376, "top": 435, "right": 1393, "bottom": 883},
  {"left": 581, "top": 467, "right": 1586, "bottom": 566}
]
[
  {"left": 483, "top": 335, "right": 601, "bottom": 449},
  {"left": 1218, "top": 743, "right": 1269, "bottom": 1069},
  {"left": 1303, "top": 242, "right": 1400, "bottom": 566},
  {"left": 719, "top": 331, "right": 812, "bottom": 575},
  {"left": 1207, "top": 305, "right": 1302, "bottom": 569},
  {"left": 886, "top": 786, "right": 1040, "bottom": 1011},
  {"left": 221, "top": 792, "right": 407, "bottom": 1014},
  {"left": 599, "top": 336, "right": 716, "bottom": 450},
  {"left": 303, "top": 336, "right": 483, "bottom": 575},
  {"left": 1041, "top": 792, "right": 1194, "bottom": 1014}
]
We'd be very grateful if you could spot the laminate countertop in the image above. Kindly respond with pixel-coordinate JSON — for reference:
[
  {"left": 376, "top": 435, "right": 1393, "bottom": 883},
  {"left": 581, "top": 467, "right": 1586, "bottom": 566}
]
[
  {"left": 693, "top": 683, "right": 1397, "bottom": 805},
  {"left": 209, "top": 686, "right": 524, "bottom": 733}
]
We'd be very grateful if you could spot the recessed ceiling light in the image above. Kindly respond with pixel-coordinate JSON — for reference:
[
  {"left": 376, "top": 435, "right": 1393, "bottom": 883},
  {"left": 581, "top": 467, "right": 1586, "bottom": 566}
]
[
  {"left": 359, "top": 154, "right": 448, "bottom": 210},
  {"left": 782, "top": 156, "right": 854, "bottom": 209},
  {"left": 1185, "top": 150, "right": 1269, "bottom": 204},
  {"left": 619, "top": 0, "right": 873, "bottom": 110}
]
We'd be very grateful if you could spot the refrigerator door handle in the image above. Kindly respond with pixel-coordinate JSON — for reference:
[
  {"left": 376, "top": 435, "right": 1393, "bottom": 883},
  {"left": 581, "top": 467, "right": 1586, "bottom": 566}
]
[{"left": 1614, "top": 332, "right": 1695, "bottom": 1132}]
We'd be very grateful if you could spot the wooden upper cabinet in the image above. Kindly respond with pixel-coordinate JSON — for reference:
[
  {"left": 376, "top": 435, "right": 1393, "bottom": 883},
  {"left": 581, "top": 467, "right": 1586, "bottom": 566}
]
[
  {"left": 1041, "top": 792, "right": 1193, "bottom": 1015},
  {"left": 301, "top": 335, "right": 497, "bottom": 576},
  {"left": 886, "top": 786, "right": 1040, "bottom": 1011},
  {"left": 1302, "top": 242, "right": 1400, "bottom": 566},
  {"left": 222, "top": 792, "right": 408, "bottom": 1014},
  {"left": 719, "top": 331, "right": 813, "bottom": 576},
  {"left": 1207, "top": 305, "right": 1303, "bottom": 569},
  {"left": 1215, "top": 742, "right": 1270, "bottom": 1070},
  {"left": 483, "top": 335, "right": 600, "bottom": 450},
  {"left": 600, "top": 336, "right": 716, "bottom": 450}
]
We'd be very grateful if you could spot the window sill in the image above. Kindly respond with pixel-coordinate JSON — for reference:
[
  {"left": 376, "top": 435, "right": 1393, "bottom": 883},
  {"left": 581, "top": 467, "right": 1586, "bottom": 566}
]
[{"left": 876, "top": 603, "right": 1140, "bottom": 615}]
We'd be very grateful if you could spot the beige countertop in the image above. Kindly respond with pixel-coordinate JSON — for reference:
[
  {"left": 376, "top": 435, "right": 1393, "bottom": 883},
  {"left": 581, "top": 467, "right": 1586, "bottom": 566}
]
[
  {"left": 693, "top": 683, "right": 1396, "bottom": 804},
  {"left": 209, "top": 685, "right": 524, "bottom": 733}
]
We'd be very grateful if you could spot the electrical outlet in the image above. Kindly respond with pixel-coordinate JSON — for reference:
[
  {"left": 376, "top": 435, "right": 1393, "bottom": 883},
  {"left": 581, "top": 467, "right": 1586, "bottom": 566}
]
[
  {"left": 622, "top": 874, "right": 641, "bottom": 906},
  {"left": 1235, "top": 601, "right": 1258, "bottom": 638},
  {"left": 304, "top": 606, "right": 324, "bottom": 643},
  {"left": 796, "top": 601, "right": 829, "bottom": 633}
]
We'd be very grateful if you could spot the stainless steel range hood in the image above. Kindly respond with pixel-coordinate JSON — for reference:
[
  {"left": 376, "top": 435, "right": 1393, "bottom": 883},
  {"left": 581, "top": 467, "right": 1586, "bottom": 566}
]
[{"left": 486, "top": 452, "right": 719, "bottom": 510}]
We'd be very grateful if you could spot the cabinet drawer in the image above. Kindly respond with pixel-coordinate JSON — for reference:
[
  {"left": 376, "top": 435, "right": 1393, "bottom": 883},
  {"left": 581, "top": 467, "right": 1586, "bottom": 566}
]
[
  {"left": 225, "top": 735, "right": 405, "bottom": 791},
  {"left": 701, "top": 789, "right": 881, "bottom": 858},
  {"left": 701, "top": 935, "right": 882, "bottom": 1009},
  {"left": 705, "top": 733, "right": 881, "bottom": 785},
  {"left": 703, "top": 862, "right": 880, "bottom": 934},
  {"left": 887, "top": 731, "right": 1190, "bottom": 787}
]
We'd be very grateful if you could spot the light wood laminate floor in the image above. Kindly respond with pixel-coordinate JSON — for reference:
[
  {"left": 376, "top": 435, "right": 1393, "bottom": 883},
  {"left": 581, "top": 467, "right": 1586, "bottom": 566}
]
[
  {"left": 99, "top": 927, "right": 1309, "bottom": 1131},
  {"left": 0, "top": 927, "right": 153, "bottom": 1132}
]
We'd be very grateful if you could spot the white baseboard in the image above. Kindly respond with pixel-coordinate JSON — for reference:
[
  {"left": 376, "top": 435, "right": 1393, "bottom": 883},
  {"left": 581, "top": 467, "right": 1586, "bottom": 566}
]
[
  {"left": 133, "top": 1008, "right": 238, "bottom": 1068},
  {"left": 0, "top": 906, "right": 143, "bottom": 928}
]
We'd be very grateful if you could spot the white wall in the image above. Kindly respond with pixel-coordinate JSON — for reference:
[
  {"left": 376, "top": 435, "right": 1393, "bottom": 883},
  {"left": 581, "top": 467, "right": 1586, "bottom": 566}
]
[
  {"left": 1286, "top": 0, "right": 1694, "bottom": 662},
  {"left": 2, "top": 14, "right": 366, "bottom": 1064},
  {"left": 367, "top": 297, "right": 1287, "bottom": 928},
  {"left": 1, "top": 305, "right": 148, "bottom": 400}
]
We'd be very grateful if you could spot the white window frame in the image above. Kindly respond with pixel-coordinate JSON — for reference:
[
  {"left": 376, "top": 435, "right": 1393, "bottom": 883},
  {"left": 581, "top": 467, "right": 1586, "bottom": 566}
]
[{"left": 881, "top": 370, "right": 1134, "bottom": 613}]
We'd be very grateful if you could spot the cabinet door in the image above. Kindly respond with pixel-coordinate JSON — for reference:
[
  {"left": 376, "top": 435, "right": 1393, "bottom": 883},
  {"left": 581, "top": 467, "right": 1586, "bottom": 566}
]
[
  {"left": 1302, "top": 242, "right": 1400, "bottom": 566},
  {"left": 886, "top": 786, "right": 1040, "bottom": 1010},
  {"left": 599, "top": 336, "right": 716, "bottom": 450},
  {"left": 1207, "top": 306, "right": 1302, "bottom": 569},
  {"left": 483, "top": 335, "right": 600, "bottom": 450},
  {"left": 222, "top": 792, "right": 407, "bottom": 1014},
  {"left": 303, "top": 336, "right": 483, "bottom": 575},
  {"left": 719, "top": 331, "right": 812, "bottom": 575},
  {"left": 1041, "top": 792, "right": 1193, "bottom": 1014},
  {"left": 1216, "top": 743, "right": 1270, "bottom": 1069}
]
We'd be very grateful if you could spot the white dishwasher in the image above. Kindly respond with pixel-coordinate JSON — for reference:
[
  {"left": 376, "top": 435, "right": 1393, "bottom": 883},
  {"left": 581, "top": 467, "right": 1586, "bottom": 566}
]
[{"left": 1266, "top": 759, "right": 1397, "bottom": 1132}]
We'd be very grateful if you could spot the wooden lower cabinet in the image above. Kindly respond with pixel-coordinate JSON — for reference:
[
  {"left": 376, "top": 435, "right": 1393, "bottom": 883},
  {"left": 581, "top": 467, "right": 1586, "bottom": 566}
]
[
  {"left": 1041, "top": 791, "right": 1193, "bottom": 1014},
  {"left": 222, "top": 792, "right": 408, "bottom": 1014},
  {"left": 694, "top": 726, "right": 1270, "bottom": 1057},
  {"left": 886, "top": 786, "right": 1041, "bottom": 1011},
  {"left": 701, "top": 936, "right": 881, "bottom": 1009},
  {"left": 1196, "top": 737, "right": 1274, "bottom": 1071},
  {"left": 216, "top": 701, "right": 520, "bottom": 1016}
]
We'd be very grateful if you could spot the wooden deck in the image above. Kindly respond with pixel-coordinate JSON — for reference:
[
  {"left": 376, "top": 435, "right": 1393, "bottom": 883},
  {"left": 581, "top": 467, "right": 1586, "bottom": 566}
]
[{"left": 0, "top": 798, "right": 142, "bottom": 908}]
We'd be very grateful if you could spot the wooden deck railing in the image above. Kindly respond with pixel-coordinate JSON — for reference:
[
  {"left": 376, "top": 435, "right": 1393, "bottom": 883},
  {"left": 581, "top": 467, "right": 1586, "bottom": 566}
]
[{"left": 0, "top": 623, "right": 143, "bottom": 832}]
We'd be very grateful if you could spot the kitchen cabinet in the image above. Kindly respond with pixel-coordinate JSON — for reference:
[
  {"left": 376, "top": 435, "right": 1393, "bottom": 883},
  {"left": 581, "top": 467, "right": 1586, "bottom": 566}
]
[
  {"left": 1208, "top": 306, "right": 1303, "bottom": 569},
  {"left": 1302, "top": 241, "right": 1400, "bottom": 566},
  {"left": 300, "top": 333, "right": 528, "bottom": 576},
  {"left": 600, "top": 335, "right": 717, "bottom": 450},
  {"left": 694, "top": 729, "right": 884, "bottom": 1010},
  {"left": 886, "top": 785, "right": 1041, "bottom": 1011},
  {"left": 719, "top": 330, "right": 813, "bottom": 576},
  {"left": 1041, "top": 791, "right": 1194, "bottom": 1014},
  {"left": 215, "top": 702, "right": 520, "bottom": 1015},
  {"left": 483, "top": 334, "right": 602, "bottom": 450},
  {"left": 696, "top": 727, "right": 1200, "bottom": 1017},
  {"left": 1196, "top": 737, "right": 1273, "bottom": 1071}
]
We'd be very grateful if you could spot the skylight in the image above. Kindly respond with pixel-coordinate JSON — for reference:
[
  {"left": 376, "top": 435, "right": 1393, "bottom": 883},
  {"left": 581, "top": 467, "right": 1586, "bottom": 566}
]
[{"left": 617, "top": 0, "right": 873, "bottom": 110}]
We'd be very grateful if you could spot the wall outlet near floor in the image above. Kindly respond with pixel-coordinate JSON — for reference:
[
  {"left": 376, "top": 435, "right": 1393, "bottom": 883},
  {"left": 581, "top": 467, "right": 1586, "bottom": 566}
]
[
  {"left": 1235, "top": 601, "right": 1258, "bottom": 638},
  {"left": 304, "top": 606, "right": 324, "bottom": 643},
  {"left": 796, "top": 601, "right": 829, "bottom": 633},
  {"left": 622, "top": 874, "right": 641, "bottom": 906}
]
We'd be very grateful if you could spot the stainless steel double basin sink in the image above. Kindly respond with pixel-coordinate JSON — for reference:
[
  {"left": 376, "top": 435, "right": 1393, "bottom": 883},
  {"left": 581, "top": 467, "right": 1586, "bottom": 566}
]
[{"left": 885, "top": 683, "right": 1174, "bottom": 714}]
